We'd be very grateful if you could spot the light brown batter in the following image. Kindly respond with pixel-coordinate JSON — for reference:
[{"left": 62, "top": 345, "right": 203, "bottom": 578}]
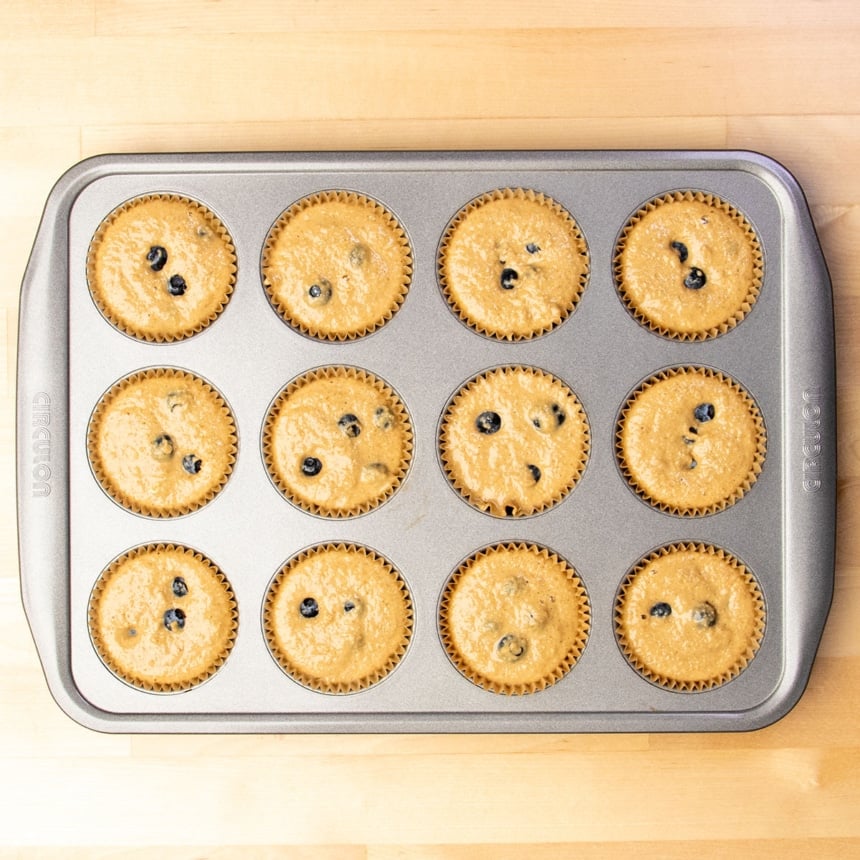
[
  {"left": 264, "top": 543, "right": 413, "bottom": 693},
  {"left": 87, "top": 194, "right": 236, "bottom": 342},
  {"left": 263, "top": 367, "right": 413, "bottom": 517},
  {"left": 262, "top": 191, "right": 412, "bottom": 340},
  {"left": 439, "top": 542, "right": 590, "bottom": 694},
  {"left": 88, "top": 543, "right": 238, "bottom": 692},
  {"left": 617, "top": 367, "right": 765, "bottom": 516},
  {"left": 615, "top": 543, "right": 765, "bottom": 690},
  {"left": 438, "top": 188, "right": 589, "bottom": 340},
  {"left": 87, "top": 368, "right": 237, "bottom": 517},
  {"left": 439, "top": 366, "right": 589, "bottom": 517},
  {"left": 615, "top": 191, "right": 762, "bottom": 339}
]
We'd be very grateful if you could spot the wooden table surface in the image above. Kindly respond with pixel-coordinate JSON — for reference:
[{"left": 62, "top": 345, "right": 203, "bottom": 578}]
[{"left": 2, "top": 2, "right": 858, "bottom": 856}]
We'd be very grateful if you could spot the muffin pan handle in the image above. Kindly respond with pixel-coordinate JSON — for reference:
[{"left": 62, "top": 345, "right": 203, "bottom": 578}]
[
  {"left": 768, "top": 153, "right": 836, "bottom": 724},
  {"left": 16, "top": 165, "right": 76, "bottom": 718}
]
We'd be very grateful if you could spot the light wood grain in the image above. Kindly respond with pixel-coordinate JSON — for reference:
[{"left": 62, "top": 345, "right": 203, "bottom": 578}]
[
  {"left": 4, "top": 31, "right": 857, "bottom": 125},
  {"left": 2, "top": 1, "right": 859, "bottom": 856}
]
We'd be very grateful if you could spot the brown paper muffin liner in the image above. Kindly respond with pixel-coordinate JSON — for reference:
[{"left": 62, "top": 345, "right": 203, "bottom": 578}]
[
  {"left": 438, "top": 365, "right": 590, "bottom": 517},
  {"left": 615, "top": 365, "right": 766, "bottom": 517},
  {"left": 614, "top": 542, "right": 766, "bottom": 692},
  {"left": 437, "top": 187, "right": 589, "bottom": 341},
  {"left": 261, "top": 190, "right": 412, "bottom": 341},
  {"left": 438, "top": 542, "right": 590, "bottom": 695},
  {"left": 263, "top": 542, "right": 414, "bottom": 694},
  {"left": 86, "top": 193, "right": 237, "bottom": 343},
  {"left": 262, "top": 365, "right": 413, "bottom": 518},
  {"left": 87, "top": 367, "right": 238, "bottom": 518},
  {"left": 614, "top": 190, "right": 764, "bottom": 341},
  {"left": 88, "top": 543, "right": 238, "bottom": 694}
]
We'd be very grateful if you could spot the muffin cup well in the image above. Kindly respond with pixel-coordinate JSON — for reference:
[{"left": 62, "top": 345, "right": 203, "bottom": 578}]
[
  {"left": 614, "top": 542, "right": 766, "bottom": 692},
  {"left": 261, "top": 190, "right": 412, "bottom": 341},
  {"left": 437, "top": 187, "right": 589, "bottom": 341},
  {"left": 614, "top": 190, "right": 763, "bottom": 341},
  {"left": 86, "top": 193, "right": 237, "bottom": 343},
  {"left": 438, "top": 365, "right": 590, "bottom": 518},
  {"left": 87, "top": 367, "right": 238, "bottom": 518},
  {"left": 88, "top": 542, "right": 238, "bottom": 694},
  {"left": 615, "top": 365, "right": 766, "bottom": 517},
  {"left": 438, "top": 541, "right": 591, "bottom": 695},
  {"left": 263, "top": 542, "right": 414, "bottom": 694}
]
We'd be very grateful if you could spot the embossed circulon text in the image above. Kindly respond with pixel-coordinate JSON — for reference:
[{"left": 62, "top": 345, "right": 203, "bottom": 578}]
[
  {"left": 801, "top": 387, "right": 824, "bottom": 493},
  {"left": 31, "top": 392, "right": 51, "bottom": 497}
]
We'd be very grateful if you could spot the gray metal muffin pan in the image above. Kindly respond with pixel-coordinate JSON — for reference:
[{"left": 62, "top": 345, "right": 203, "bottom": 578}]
[{"left": 16, "top": 151, "right": 835, "bottom": 732}]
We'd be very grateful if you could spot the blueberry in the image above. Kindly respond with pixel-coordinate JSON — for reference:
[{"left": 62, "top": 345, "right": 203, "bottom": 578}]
[
  {"left": 500, "top": 267, "right": 519, "bottom": 290},
  {"left": 163, "top": 608, "right": 186, "bottom": 631},
  {"left": 496, "top": 633, "right": 527, "bottom": 662},
  {"left": 501, "top": 576, "right": 526, "bottom": 596},
  {"left": 182, "top": 454, "right": 202, "bottom": 475},
  {"left": 338, "top": 413, "right": 362, "bottom": 438},
  {"left": 301, "top": 456, "right": 322, "bottom": 477},
  {"left": 684, "top": 267, "right": 707, "bottom": 290},
  {"left": 670, "top": 241, "right": 688, "bottom": 263},
  {"left": 299, "top": 597, "right": 319, "bottom": 618},
  {"left": 344, "top": 601, "right": 356, "bottom": 613},
  {"left": 171, "top": 577, "right": 188, "bottom": 597},
  {"left": 167, "top": 274, "right": 187, "bottom": 296},
  {"left": 692, "top": 602, "right": 718, "bottom": 628},
  {"left": 349, "top": 244, "right": 368, "bottom": 266},
  {"left": 307, "top": 278, "right": 332, "bottom": 306},
  {"left": 152, "top": 433, "right": 175, "bottom": 461},
  {"left": 527, "top": 464, "right": 541, "bottom": 482},
  {"left": 166, "top": 390, "right": 189, "bottom": 412},
  {"left": 694, "top": 403, "right": 715, "bottom": 423},
  {"left": 361, "top": 462, "right": 390, "bottom": 481},
  {"left": 689, "top": 458, "right": 698, "bottom": 470},
  {"left": 146, "top": 245, "right": 168, "bottom": 272},
  {"left": 531, "top": 402, "right": 566, "bottom": 433},
  {"left": 374, "top": 406, "right": 394, "bottom": 430},
  {"left": 475, "top": 411, "right": 502, "bottom": 434},
  {"left": 649, "top": 602, "right": 672, "bottom": 618},
  {"left": 525, "top": 242, "right": 540, "bottom": 254}
]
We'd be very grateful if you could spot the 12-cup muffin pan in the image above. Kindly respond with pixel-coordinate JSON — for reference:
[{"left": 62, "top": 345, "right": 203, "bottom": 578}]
[{"left": 17, "top": 151, "right": 835, "bottom": 732}]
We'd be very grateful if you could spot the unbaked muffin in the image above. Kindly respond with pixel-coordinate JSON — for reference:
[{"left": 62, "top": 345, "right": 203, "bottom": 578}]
[
  {"left": 614, "top": 542, "right": 765, "bottom": 691},
  {"left": 438, "top": 541, "right": 590, "bottom": 695},
  {"left": 87, "top": 367, "right": 237, "bottom": 518},
  {"left": 263, "top": 542, "right": 413, "bottom": 693},
  {"left": 261, "top": 190, "right": 412, "bottom": 340},
  {"left": 614, "top": 190, "right": 763, "bottom": 340},
  {"left": 88, "top": 542, "right": 238, "bottom": 693},
  {"left": 616, "top": 366, "right": 766, "bottom": 516},
  {"left": 262, "top": 366, "right": 413, "bottom": 518},
  {"left": 439, "top": 365, "right": 589, "bottom": 517},
  {"left": 438, "top": 187, "right": 589, "bottom": 340},
  {"left": 87, "top": 193, "right": 236, "bottom": 342}
]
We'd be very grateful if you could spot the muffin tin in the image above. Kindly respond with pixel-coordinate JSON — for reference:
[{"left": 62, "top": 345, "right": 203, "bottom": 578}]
[{"left": 17, "top": 150, "right": 835, "bottom": 732}]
